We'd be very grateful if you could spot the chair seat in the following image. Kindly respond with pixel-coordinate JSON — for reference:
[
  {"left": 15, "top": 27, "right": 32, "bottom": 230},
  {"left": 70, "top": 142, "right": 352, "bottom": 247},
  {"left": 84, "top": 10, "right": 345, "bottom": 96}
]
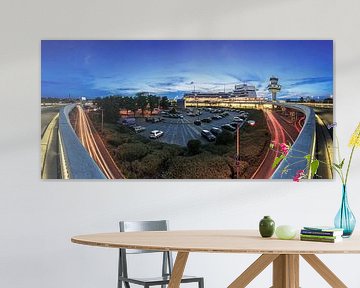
[{"left": 119, "top": 275, "right": 203, "bottom": 286}]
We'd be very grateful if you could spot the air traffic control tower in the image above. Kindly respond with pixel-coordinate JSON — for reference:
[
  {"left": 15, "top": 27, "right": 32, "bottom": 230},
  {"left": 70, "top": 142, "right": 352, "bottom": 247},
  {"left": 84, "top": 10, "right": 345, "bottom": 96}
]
[{"left": 267, "top": 76, "right": 281, "bottom": 101}]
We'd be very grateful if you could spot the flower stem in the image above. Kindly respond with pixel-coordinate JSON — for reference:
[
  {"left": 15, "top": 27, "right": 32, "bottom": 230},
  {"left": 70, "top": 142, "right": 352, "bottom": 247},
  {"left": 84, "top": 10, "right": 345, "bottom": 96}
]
[{"left": 345, "top": 145, "right": 356, "bottom": 186}]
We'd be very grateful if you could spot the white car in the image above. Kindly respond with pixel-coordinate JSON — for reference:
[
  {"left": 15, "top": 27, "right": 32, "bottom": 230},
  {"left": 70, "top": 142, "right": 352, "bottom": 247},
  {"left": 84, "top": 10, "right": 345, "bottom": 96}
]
[
  {"left": 149, "top": 130, "right": 164, "bottom": 139},
  {"left": 131, "top": 125, "right": 146, "bottom": 133},
  {"left": 233, "top": 116, "right": 244, "bottom": 122}
]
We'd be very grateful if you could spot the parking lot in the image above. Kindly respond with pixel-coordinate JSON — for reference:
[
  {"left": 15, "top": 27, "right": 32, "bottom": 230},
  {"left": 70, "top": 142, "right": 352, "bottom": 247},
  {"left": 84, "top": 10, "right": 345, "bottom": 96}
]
[{"left": 133, "top": 109, "right": 251, "bottom": 147}]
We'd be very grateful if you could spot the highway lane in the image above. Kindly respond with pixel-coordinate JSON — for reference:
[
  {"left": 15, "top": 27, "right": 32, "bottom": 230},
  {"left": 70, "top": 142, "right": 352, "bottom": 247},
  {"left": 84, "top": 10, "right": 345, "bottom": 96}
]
[
  {"left": 312, "top": 107, "right": 333, "bottom": 130},
  {"left": 311, "top": 107, "right": 333, "bottom": 179},
  {"left": 41, "top": 107, "right": 62, "bottom": 179},
  {"left": 315, "top": 113, "right": 333, "bottom": 179},
  {"left": 252, "top": 109, "right": 301, "bottom": 179},
  {"left": 41, "top": 106, "right": 61, "bottom": 136},
  {"left": 75, "top": 106, "right": 124, "bottom": 179}
]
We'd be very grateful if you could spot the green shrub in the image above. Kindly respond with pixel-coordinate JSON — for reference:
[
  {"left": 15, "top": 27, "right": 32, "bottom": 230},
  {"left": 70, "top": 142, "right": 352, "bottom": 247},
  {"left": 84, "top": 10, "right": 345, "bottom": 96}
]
[
  {"left": 116, "top": 143, "right": 149, "bottom": 162},
  {"left": 187, "top": 139, "right": 202, "bottom": 155},
  {"left": 163, "top": 153, "right": 232, "bottom": 179},
  {"left": 216, "top": 130, "right": 234, "bottom": 145},
  {"left": 108, "top": 139, "right": 121, "bottom": 147}
]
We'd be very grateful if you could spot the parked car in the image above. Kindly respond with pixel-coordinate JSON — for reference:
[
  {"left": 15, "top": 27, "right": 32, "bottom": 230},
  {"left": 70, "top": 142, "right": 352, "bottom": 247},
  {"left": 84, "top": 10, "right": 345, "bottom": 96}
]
[
  {"left": 121, "top": 118, "right": 136, "bottom": 126},
  {"left": 131, "top": 125, "right": 146, "bottom": 133},
  {"left": 201, "top": 117, "right": 212, "bottom": 123},
  {"left": 221, "top": 124, "right": 236, "bottom": 132},
  {"left": 210, "top": 127, "right": 222, "bottom": 136},
  {"left": 230, "top": 122, "right": 240, "bottom": 128},
  {"left": 194, "top": 119, "right": 202, "bottom": 126},
  {"left": 149, "top": 130, "right": 164, "bottom": 139},
  {"left": 233, "top": 116, "right": 244, "bottom": 122},
  {"left": 201, "top": 130, "right": 216, "bottom": 142},
  {"left": 146, "top": 117, "right": 161, "bottom": 123},
  {"left": 247, "top": 120, "right": 256, "bottom": 126}
]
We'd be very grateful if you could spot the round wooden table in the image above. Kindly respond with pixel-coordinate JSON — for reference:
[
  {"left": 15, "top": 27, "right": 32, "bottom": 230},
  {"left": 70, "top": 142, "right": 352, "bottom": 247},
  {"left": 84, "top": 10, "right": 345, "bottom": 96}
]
[{"left": 72, "top": 230, "right": 360, "bottom": 288}]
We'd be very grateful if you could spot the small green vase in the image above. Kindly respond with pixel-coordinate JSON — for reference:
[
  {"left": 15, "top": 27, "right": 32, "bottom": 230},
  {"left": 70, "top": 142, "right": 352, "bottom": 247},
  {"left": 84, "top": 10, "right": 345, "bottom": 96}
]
[{"left": 259, "top": 216, "right": 275, "bottom": 238}]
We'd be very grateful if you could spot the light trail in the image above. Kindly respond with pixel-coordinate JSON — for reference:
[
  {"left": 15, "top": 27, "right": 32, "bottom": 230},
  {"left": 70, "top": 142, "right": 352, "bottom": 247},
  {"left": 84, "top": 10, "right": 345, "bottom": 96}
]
[
  {"left": 251, "top": 109, "right": 298, "bottom": 179},
  {"left": 251, "top": 110, "right": 287, "bottom": 179},
  {"left": 75, "top": 105, "right": 124, "bottom": 179}
]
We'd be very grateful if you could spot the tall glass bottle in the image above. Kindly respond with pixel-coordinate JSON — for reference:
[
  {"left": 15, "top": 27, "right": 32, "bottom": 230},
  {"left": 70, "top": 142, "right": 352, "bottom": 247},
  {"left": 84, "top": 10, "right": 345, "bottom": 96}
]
[{"left": 334, "top": 185, "right": 356, "bottom": 237}]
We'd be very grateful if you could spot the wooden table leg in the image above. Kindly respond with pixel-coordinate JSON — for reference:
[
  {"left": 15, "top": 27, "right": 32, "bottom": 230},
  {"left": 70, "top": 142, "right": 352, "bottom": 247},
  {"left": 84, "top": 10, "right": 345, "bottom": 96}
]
[
  {"left": 272, "top": 254, "right": 299, "bottom": 288},
  {"left": 228, "top": 254, "right": 279, "bottom": 288},
  {"left": 168, "top": 252, "right": 189, "bottom": 288},
  {"left": 301, "top": 254, "right": 347, "bottom": 288}
]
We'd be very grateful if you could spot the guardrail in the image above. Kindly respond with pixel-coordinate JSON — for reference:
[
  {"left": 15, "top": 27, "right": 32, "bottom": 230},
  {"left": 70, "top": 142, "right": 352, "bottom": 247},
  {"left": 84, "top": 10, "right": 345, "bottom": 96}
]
[
  {"left": 271, "top": 103, "right": 316, "bottom": 179},
  {"left": 58, "top": 104, "right": 106, "bottom": 179}
]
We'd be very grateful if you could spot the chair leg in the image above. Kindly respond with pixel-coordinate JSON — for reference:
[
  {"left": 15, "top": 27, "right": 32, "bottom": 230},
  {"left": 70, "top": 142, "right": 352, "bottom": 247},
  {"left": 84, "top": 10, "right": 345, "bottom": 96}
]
[{"left": 199, "top": 278, "right": 204, "bottom": 288}]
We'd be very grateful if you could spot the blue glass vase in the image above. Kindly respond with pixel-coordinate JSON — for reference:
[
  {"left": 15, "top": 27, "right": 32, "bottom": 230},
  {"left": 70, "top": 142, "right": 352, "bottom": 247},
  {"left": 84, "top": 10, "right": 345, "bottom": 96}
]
[{"left": 334, "top": 185, "right": 356, "bottom": 237}]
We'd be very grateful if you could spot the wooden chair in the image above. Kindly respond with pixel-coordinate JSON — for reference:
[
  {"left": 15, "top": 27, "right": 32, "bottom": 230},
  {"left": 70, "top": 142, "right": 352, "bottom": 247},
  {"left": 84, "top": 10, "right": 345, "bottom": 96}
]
[{"left": 118, "top": 220, "right": 204, "bottom": 288}]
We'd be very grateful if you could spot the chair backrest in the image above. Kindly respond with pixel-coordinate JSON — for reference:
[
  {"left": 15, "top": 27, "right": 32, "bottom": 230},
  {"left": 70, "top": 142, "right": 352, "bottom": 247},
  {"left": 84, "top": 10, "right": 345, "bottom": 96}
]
[
  {"left": 118, "top": 220, "right": 173, "bottom": 283},
  {"left": 119, "top": 220, "right": 169, "bottom": 254}
]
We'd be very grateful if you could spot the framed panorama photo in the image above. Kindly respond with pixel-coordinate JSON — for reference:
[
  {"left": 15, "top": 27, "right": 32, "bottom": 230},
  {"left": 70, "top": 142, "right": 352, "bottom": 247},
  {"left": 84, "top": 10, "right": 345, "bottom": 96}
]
[{"left": 41, "top": 40, "right": 333, "bottom": 180}]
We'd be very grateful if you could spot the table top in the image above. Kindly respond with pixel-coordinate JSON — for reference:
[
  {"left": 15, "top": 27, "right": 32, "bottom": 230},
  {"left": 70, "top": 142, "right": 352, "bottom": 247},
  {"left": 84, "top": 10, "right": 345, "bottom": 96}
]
[{"left": 71, "top": 230, "right": 360, "bottom": 254}]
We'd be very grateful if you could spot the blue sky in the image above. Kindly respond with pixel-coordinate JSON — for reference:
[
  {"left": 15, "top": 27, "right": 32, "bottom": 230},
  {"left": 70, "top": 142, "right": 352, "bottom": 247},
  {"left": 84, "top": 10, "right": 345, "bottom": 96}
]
[{"left": 41, "top": 40, "right": 333, "bottom": 100}]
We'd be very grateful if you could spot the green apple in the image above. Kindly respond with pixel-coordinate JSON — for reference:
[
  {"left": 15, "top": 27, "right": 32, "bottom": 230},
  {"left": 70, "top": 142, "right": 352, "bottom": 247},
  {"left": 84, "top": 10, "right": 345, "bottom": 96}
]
[{"left": 275, "top": 225, "right": 297, "bottom": 240}]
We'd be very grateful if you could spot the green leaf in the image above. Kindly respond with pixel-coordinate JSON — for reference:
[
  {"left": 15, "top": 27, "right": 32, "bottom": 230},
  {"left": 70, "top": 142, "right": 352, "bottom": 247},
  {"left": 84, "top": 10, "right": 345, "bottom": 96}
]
[
  {"left": 339, "top": 158, "right": 345, "bottom": 169},
  {"left": 304, "top": 154, "right": 311, "bottom": 165},
  {"left": 272, "top": 155, "right": 284, "bottom": 169},
  {"left": 269, "top": 143, "right": 274, "bottom": 149},
  {"left": 310, "top": 159, "right": 319, "bottom": 178}
]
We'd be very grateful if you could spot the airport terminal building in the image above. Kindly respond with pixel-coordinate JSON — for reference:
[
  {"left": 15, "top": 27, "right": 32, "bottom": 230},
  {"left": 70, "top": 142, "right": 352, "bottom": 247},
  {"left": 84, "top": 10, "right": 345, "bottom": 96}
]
[{"left": 183, "top": 84, "right": 265, "bottom": 109}]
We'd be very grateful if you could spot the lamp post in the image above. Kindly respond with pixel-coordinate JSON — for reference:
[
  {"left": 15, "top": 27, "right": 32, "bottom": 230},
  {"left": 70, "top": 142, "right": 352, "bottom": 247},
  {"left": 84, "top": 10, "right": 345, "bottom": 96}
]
[
  {"left": 101, "top": 108, "right": 104, "bottom": 132},
  {"left": 236, "top": 122, "right": 241, "bottom": 179}
]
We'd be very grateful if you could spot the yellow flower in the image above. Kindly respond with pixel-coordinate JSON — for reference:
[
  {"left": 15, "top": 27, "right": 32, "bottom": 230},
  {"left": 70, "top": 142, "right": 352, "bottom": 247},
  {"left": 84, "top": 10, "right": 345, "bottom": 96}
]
[{"left": 349, "top": 122, "right": 360, "bottom": 147}]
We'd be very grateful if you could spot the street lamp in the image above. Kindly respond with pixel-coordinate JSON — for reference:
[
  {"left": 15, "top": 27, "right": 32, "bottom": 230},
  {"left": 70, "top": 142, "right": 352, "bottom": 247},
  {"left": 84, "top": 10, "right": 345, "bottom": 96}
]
[
  {"left": 236, "top": 122, "right": 241, "bottom": 179},
  {"left": 101, "top": 108, "right": 104, "bottom": 132}
]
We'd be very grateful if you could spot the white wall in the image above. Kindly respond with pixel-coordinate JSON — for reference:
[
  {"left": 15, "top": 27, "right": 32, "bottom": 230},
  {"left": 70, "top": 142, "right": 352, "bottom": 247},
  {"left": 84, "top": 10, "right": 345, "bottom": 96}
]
[{"left": 1, "top": 0, "right": 360, "bottom": 287}]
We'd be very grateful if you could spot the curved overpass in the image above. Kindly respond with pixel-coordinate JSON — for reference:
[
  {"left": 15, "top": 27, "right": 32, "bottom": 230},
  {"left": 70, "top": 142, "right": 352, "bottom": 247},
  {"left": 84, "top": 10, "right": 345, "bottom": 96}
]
[
  {"left": 58, "top": 104, "right": 106, "bottom": 179},
  {"left": 271, "top": 103, "right": 316, "bottom": 179}
]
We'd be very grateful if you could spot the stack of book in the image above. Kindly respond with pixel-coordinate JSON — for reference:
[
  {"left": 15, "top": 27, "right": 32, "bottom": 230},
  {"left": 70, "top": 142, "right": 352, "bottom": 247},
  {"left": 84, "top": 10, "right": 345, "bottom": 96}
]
[{"left": 300, "top": 226, "right": 344, "bottom": 243}]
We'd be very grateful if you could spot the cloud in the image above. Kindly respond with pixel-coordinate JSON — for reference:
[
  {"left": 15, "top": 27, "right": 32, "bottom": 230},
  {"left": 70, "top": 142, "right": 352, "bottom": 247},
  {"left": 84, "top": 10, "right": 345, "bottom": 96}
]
[
  {"left": 288, "top": 76, "right": 333, "bottom": 88},
  {"left": 226, "top": 72, "right": 263, "bottom": 83}
]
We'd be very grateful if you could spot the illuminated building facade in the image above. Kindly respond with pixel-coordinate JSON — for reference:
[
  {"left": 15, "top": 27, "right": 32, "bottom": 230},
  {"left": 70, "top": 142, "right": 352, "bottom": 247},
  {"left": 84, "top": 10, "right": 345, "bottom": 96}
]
[{"left": 183, "top": 84, "right": 264, "bottom": 109}]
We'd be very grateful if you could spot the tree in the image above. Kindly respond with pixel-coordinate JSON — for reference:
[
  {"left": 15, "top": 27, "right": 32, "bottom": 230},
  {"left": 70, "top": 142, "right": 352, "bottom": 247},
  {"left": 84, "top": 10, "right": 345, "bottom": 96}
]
[
  {"left": 148, "top": 95, "right": 159, "bottom": 115},
  {"left": 187, "top": 139, "right": 201, "bottom": 155},
  {"left": 136, "top": 93, "right": 148, "bottom": 116},
  {"left": 160, "top": 96, "right": 170, "bottom": 110},
  {"left": 96, "top": 96, "right": 121, "bottom": 123},
  {"left": 128, "top": 97, "right": 138, "bottom": 117},
  {"left": 124, "top": 96, "right": 137, "bottom": 116}
]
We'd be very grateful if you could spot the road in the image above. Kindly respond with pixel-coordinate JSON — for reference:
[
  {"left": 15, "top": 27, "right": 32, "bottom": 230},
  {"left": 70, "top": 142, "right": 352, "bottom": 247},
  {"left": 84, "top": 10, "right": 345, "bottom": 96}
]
[
  {"left": 252, "top": 109, "right": 301, "bottom": 179},
  {"left": 313, "top": 108, "right": 333, "bottom": 179},
  {"left": 75, "top": 106, "right": 124, "bottom": 179},
  {"left": 41, "top": 106, "right": 62, "bottom": 179},
  {"left": 41, "top": 106, "right": 61, "bottom": 136}
]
